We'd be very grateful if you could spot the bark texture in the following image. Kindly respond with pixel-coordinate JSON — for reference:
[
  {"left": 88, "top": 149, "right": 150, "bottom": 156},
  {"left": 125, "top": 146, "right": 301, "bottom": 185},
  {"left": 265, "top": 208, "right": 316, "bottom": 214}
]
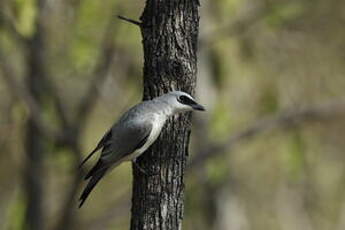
[{"left": 130, "top": 1, "right": 200, "bottom": 230}]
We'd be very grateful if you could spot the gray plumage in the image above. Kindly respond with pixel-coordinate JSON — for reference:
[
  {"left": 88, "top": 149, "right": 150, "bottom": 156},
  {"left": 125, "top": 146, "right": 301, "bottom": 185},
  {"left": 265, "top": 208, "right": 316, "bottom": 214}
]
[{"left": 79, "top": 91, "right": 205, "bottom": 208}]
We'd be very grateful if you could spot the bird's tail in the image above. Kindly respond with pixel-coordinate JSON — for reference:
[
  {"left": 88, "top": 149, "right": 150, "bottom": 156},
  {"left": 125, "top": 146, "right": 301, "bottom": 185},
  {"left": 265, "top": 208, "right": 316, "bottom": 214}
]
[{"left": 79, "top": 166, "right": 107, "bottom": 208}]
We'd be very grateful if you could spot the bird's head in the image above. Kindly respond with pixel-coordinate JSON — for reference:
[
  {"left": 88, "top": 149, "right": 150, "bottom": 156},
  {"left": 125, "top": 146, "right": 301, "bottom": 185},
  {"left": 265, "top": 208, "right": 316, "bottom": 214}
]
[{"left": 159, "top": 91, "right": 205, "bottom": 114}]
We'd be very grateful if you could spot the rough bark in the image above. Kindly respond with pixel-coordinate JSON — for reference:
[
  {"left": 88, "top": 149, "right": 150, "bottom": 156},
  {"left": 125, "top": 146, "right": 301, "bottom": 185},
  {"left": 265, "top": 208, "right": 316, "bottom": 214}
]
[{"left": 130, "top": 1, "right": 200, "bottom": 230}]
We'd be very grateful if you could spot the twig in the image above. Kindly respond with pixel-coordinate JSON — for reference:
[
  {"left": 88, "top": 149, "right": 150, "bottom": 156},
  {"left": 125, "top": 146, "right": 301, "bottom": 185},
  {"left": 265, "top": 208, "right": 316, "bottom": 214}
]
[
  {"left": 189, "top": 100, "right": 345, "bottom": 170},
  {"left": 199, "top": 6, "right": 266, "bottom": 48},
  {"left": 0, "top": 57, "right": 59, "bottom": 140},
  {"left": 28, "top": 1, "right": 71, "bottom": 131},
  {"left": 117, "top": 15, "right": 141, "bottom": 26},
  {"left": 74, "top": 18, "right": 118, "bottom": 133},
  {"left": 46, "top": 78, "right": 70, "bottom": 129}
]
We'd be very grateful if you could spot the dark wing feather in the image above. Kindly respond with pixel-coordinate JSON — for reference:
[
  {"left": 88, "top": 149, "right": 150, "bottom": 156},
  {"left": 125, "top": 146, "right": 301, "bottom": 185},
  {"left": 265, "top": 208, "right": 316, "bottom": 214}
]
[
  {"left": 99, "top": 120, "right": 153, "bottom": 165},
  {"left": 79, "top": 129, "right": 112, "bottom": 168},
  {"left": 79, "top": 166, "right": 107, "bottom": 208},
  {"left": 87, "top": 127, "right": 152, "bottom": 178},
  {"left": 134, "top": 132, "right": 150, "bottom": 151},
  {"left": 84, "top": 159, "right": 104, "bottom": 180}
]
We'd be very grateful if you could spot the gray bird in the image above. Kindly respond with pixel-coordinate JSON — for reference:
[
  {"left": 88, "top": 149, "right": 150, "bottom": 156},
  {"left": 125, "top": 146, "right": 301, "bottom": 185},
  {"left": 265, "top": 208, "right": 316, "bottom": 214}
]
[{"left": 79, "top": 91, "right": 205, "bottom": 207}]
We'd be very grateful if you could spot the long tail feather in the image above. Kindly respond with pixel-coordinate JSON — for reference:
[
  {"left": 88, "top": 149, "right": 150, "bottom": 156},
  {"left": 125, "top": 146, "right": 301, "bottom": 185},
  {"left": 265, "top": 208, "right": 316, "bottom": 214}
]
[
  {"left": 79, "top": 148, "right": 99, "bottom": 169},
  {"left": 79, "top": 130, "right": 112, "bottom": 169},
  {"left": 79, "top": 168, "right": 107, "bottom": 208},
  {"left": 84, "top": 159, "right": 104, "bottom": 180}
]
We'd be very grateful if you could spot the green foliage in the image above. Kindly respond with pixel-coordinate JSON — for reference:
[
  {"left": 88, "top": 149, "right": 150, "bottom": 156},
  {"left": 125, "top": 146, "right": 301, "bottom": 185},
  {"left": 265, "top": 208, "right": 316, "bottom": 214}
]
[
  {"left": 258, "top": 85, "right": 279, "bottom": 115},
  {"left": 13, "top": 0, "right": 36, "bottom": 37},
  {"left": 214, "top": 0, "right": 241, "bottom": 20},
  {"left": 287, "top": 132, "right": 305, "bottom": 179},
  {"left": 206, "top": 157, "right": 231, "bottom": 186},
  {"left": 5, "top": 192, "right": 25, "bottom": 230},
  {"left": 210, "top": 101, "right": 233, "bottom": 140},
  {"left": 279, "top": 131, "right": 306, "bottom": 181},
  {"left": 265, "top": 2, "right": 306, "bottom": 27},
  {"left": 70, "top": 0, "right": 112, "bottom": 71}
]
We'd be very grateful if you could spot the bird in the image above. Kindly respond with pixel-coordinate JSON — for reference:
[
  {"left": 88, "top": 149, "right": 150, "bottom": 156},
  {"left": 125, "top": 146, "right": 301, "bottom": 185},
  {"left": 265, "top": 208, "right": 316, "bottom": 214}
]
[{"left": 78, "top": 91, "right": 205, "bottom": 208}]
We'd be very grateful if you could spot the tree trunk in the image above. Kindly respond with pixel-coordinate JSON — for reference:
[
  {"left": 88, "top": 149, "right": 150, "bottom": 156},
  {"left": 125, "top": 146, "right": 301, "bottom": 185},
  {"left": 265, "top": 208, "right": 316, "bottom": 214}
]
[
  {"left": 130, "top": 1, "right": 200, "bottom": 230},
  {"left": 23, "top": 1, "right": 47, "bottom": 229},
  {"left": 24, "top": 36, "right": 46, "bottom": 230}
]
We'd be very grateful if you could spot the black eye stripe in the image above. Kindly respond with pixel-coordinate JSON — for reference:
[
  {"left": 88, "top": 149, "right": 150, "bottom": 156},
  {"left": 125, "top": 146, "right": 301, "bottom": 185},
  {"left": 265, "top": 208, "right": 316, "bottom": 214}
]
[{"left": 178, "top": 95, "right": 196, "bottom": 105}]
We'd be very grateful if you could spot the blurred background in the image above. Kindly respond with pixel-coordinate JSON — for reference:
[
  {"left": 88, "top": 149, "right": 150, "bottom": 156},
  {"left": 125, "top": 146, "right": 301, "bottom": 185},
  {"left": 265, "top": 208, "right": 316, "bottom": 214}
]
[{"left": 1, "top": 0, "right": 345, "bottom": 229}]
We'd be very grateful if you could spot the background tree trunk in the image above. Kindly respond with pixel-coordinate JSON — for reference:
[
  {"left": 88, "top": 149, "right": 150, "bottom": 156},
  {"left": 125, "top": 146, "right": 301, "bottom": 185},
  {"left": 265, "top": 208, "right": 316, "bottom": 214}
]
[
  {"left": 23, "top": 21, "right": 46, "bottom": 230},
  {"left": 130, "top": 1, "right": 200, "bottom": 230}
]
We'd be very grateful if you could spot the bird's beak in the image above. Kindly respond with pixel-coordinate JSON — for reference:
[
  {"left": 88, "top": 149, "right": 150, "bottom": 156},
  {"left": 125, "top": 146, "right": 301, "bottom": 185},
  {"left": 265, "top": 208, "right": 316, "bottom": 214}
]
[{"left": 192, "top": 103, "right": 206, "bottom": 111}]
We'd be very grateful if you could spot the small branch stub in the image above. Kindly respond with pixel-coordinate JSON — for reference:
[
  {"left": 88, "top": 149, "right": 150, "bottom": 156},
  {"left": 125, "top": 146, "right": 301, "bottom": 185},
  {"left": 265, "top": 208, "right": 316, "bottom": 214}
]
[{"left": 117, "top": 15, "right": 141, "bottom": 27}]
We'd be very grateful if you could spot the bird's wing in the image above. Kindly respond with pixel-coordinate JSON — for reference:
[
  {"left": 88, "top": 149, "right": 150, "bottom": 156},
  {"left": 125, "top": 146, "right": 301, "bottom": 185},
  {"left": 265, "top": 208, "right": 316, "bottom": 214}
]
[
  {"left": 79, "top": 129, "right": 112, "bottom": 168},
  {"left": 79, "top": 117, "right": 153, "bottom": 208},
  {"left": 84, "top": 116, "right": 154, "bottom": 180},
  {"left": 103, "top": 117, "right": 153, "bottom": 161}
]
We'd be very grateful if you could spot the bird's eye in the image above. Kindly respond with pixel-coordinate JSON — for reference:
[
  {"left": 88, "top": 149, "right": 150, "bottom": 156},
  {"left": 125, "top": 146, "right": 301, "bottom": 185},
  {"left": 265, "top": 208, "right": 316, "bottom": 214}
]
[
  {"left": 178, "top": 95, "right": 196, "bottom": 105},
  {"left": 178, "top": 96, "right": 188, "bottom": 103}
]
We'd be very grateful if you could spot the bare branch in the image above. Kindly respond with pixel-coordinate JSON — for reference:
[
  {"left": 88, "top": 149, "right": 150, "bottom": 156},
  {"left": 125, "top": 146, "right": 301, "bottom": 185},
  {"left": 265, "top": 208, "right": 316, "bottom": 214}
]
[
  {"left": 0, "top": 57, "right": 59, "bottom": 141},
  {"left": 74, "top": 18, "right": 118, "bottom": 132},
  {"left": 44, "top": 77, "right": 70, "bottom": 129},
  {"left": 31, "top": 0, "right": 71, "bottom": 130},
  {"left": 199, "top": 6, "right": 266, "bottom": 48},
  {"left": 117, "top": 15, "right": 141, "bottom": 26},
  {"left": 74, "top": 50, "right": 113, "bottom": 129},
  {"left": 189, "top": 101, "right": 345, "bottom": 170}
]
